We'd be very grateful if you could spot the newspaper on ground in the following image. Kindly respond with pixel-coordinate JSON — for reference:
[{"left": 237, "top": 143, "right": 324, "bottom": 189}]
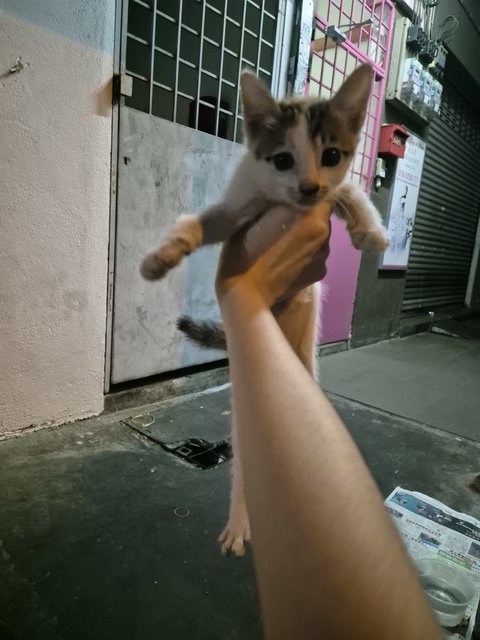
[{"left": 385, "top": 487, "right": 480, "bottom": 640}]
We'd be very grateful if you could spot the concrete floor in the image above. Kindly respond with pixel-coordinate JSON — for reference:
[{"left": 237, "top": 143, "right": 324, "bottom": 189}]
[
  {"left": 320, "top": 330, "right": 480, "bottom": 440},
  {"left": 1, "top": 329, "right": 480, "bottom": 639}
]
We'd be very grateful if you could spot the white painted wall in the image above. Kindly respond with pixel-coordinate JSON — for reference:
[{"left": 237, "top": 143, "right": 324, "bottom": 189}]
[{"left": 0, "top": 1, "right": 115, "bottom": 435}]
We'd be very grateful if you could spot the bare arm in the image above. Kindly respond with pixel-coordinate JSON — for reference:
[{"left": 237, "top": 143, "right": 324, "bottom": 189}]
[{"left": 216, "top": 203, "right": 442, "bottom": 640}]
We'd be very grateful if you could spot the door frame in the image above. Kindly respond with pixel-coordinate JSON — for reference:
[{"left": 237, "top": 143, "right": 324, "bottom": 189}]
[{"left": 104, "top": 0, "right": 127, "bottom": 393}]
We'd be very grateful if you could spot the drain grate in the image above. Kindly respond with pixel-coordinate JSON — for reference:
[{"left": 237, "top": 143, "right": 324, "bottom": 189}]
[
  {"left": 163, "top": 438, "right": 231, "bottom": 469},
  {"left": 126, "top": 419, "right": 232, "bottom": 470}
]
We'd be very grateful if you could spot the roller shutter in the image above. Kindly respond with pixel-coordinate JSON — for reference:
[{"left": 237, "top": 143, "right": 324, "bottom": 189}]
[{"left": 402, "top": 78, "right": 480, "bottom": 315}]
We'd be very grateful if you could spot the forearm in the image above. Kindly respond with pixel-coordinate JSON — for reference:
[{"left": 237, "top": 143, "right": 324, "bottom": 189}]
[{"left": 221, "top": 287, "right": 441, "bottom": 640}]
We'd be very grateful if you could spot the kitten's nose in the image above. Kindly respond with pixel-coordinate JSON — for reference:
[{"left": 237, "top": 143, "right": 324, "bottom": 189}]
[{"left": 299, "top": 182, "right": 320, "bottom": 197}]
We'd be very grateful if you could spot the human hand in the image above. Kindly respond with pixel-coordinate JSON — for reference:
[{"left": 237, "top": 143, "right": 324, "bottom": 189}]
[{"left": 215, "top": 201, "right": 331, "bottom": 309}]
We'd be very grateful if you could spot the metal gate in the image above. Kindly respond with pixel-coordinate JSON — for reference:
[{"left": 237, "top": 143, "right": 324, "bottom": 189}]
[
  {"left": 309, "top": 0, "right": 394, "bottom": 343},
  {"left": 110, "top": 0, "right": 289, "bottom": 384},
  {"left": 311, "top": 0, "right": 394, "bottom": 190},
  {"left": 402, "top": 78, "right": 480, "bottom": 316}
]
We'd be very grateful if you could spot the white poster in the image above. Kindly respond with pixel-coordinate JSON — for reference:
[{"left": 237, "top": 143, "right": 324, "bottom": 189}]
[{"left": 381, "top": 133, "right": 426, "bottom": 269}]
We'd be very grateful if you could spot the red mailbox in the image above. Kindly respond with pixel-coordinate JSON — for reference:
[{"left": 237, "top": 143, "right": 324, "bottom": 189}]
[{"left": 378, "top": 124, "right": 410, "bottom": 159}]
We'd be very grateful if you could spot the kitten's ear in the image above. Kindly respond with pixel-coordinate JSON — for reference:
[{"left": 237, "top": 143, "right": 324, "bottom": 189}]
[
  {"left": 240, "top": 71, "right": 280, "bottom": 123},
  {"left": 330, "top": 64, "right": 373, "bottom": 133}
]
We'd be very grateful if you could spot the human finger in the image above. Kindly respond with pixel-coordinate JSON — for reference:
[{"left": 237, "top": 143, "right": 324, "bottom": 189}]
[{"left": 216, "top": 201, "right": 331, "bottom": 306}]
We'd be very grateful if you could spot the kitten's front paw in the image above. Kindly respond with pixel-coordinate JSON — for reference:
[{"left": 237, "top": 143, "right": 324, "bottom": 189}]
[
  {"left": 140, "top": 236, "right": 193, "bottom": 280},
  {"left": 140, "top": 214, "right": 203, "bottom": 281},
  {"left": 350, "top": 226, "right": 389, "bottom": 252},
  {"left": 218, "top": 515, "right": 251, "bottom": 557},
  {"left": 140, "top": 251, "right": 171, "bottom": 280}
]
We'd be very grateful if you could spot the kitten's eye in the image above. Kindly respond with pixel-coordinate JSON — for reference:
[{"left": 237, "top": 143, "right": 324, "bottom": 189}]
[
  {"left": 271, "top": 152, "right": 295, "bottom": 171},
  {"left": 321, "top": 147, "right": 341, "bottom": 167}
]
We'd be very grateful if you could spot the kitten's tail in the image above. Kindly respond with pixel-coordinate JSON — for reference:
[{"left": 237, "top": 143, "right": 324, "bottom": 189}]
[{"left": 177, "top": 316, "right": 227, "bottom": 351}]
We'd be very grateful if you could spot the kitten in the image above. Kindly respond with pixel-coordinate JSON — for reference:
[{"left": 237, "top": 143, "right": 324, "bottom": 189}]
[
  {"left": 141, "top": 64, "right": 388, "bottom": 556},
  {"left": 140, "top": 64, "right": 387, "bottom": 282}
]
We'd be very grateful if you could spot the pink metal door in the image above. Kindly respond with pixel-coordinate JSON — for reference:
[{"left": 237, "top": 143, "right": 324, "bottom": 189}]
[{"left": 308, "top": 0, "right": 394, "bottom": 344}]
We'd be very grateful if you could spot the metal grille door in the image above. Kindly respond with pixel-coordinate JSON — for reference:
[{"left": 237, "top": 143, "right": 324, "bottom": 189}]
[
  {"left": 310, "top": 0, "right": 394, "bottom": 190},
  {"left": 110, "top": 0, "right": 288, "bottom": 384},
  {"left": 308, "top": 0, "right": 394, "bottom": 344},
  {"left": 402, "top": 79, "right": 480, "bottom": 315}
]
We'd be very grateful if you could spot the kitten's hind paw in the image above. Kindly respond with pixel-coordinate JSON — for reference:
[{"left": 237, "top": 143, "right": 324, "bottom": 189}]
[
  {"left": 350, "top": 226, "right": 389, "bottom": 252},
  {"left": 218, "top": 518, "right": 251, "bottom": 558}
]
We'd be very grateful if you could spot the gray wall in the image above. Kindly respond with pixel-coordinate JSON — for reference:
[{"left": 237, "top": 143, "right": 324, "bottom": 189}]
[
  {"left": 351, "top": 106, "right": 428, "bottom": 347},
  {"left": 351, "top": 2, "right": 480, "bottom": 346}
]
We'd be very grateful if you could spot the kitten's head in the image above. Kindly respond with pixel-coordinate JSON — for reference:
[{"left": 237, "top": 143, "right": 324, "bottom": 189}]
[{"left": 240, "top": 64, "right": 373, "bottom": 208}]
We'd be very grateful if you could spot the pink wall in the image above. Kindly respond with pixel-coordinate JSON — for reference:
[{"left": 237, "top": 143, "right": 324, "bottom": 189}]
[
  {"left": 319, "top": 218, "right": 362, "bottom": 344},
  {"left": 310, "top": 1, "right": 394, "bottom": 344}
]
